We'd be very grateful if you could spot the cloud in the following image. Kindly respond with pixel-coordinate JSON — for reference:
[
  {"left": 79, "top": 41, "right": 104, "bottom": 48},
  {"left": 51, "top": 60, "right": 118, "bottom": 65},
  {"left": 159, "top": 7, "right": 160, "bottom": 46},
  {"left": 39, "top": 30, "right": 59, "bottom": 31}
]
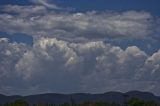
[
  {"left": 1, "top": 5, "right": 46, "bottom": 13},
  {"left": 0, "top": 38, "right": 29, "bottom": 95},
  {"left": 30, "top": 0, "right": 62, "bottom": 9},
  {"left": 0, "top": 5, "right": 155, "bottom": 40},
  {"left": 0, "top": 38, "right": 28, "bottom": 78},
  {"left": 0, "top": 4, "right": 160, "bottom": 95},
  {"left": 0, "top": 37, "right": 159, "bottom": 95}
]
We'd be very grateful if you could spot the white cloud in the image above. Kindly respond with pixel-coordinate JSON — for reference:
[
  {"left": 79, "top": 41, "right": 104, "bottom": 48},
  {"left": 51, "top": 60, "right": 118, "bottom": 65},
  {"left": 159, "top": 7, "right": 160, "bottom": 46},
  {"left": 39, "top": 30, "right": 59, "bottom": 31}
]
[
  {"left": 1, "top": 5, "right": 47, "bottom": 15},
  {"left": 0, "top": 38, "right": 30, "bottom": 95},
  {"left": 0, "top": 5, "right": 154, "bottom": 40},
  {"left": 0, "top": 38, "right": 28, "bottom": 78},
  {"left": 30, "top": 0, "right": 62, "bottom": 9},
  {"left": 0, "top": 4, "right": 160, "bottom": 95},
  {"left": 16, "top": 37, "right": 80, "bottom": 80},
  {"left": 0, "top": 37, "right": 157, "bottom": 95}
]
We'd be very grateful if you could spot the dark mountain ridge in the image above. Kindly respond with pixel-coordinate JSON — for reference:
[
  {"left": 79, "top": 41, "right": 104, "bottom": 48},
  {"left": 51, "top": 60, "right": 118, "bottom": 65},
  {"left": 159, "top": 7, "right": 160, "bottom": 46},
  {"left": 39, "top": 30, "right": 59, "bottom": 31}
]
[{"left": 0, "top": 91, "right": 160, "bottom": 104}]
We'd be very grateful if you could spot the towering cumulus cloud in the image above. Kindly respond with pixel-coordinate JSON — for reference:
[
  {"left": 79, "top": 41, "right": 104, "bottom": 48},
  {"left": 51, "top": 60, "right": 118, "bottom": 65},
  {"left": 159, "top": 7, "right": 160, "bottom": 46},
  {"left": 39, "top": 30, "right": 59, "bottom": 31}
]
[
  {"left": 0, "top": 3, "right": 160, "bottom": 95},
  {"left": 0, "top": 37, "right": 159, "bottom": 95}
]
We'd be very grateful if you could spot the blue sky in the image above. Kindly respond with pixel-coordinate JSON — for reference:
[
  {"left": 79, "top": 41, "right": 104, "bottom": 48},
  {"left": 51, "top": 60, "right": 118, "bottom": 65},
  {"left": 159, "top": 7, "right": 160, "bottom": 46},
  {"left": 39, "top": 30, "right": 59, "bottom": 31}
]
[
  {"left": 0, "top": 0, "right": 160, "bottom": 15},
  {"left": 0, "top": 0, "right": 160, "bottom": 95},
  {"left": 58, "top": 0, "right": 160, "bottom": 15}
]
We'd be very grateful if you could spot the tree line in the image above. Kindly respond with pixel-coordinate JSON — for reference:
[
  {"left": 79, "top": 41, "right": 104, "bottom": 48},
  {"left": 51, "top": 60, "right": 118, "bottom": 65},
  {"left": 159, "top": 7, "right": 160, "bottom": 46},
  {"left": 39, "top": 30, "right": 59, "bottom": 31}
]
[{"left": 0, "top": 98, "right": 160, "bottom": 106}]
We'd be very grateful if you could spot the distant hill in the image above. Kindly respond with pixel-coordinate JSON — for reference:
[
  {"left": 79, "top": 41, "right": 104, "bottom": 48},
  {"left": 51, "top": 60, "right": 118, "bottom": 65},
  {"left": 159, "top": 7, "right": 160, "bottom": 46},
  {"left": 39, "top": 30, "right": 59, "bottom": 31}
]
[{"left": 0, "top": 91, "right": 160, "bottom": 104}]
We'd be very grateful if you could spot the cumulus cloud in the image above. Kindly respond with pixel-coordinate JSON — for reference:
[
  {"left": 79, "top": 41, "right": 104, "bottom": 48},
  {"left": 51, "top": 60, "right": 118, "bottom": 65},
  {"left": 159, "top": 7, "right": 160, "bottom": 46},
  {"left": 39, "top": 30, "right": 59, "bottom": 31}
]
[
  {"left": 0, "top": 5, "right": 154, "bottom": 40},
  {"left": 0, "top": 4, "right": 160, "bottom": 95},
  {"left": 0, "top": 38, "right": 28, "bottom": 77},
  {"left": 0, "top": 37, "right": 159, "bottom": 95},
  {"left": 0, "top": 38, "right": 30, "bottom": 95}
]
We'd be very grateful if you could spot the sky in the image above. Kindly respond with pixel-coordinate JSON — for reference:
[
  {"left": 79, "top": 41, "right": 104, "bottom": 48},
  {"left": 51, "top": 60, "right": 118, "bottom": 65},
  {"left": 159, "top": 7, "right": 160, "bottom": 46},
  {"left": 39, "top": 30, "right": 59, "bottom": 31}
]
[{"left": 0, "top": 0, "right": 160, "bottom": 96}]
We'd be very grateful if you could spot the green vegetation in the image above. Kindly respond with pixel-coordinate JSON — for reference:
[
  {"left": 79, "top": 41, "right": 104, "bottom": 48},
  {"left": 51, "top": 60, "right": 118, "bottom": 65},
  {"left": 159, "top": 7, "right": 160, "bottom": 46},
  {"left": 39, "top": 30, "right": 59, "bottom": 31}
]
[
  {"left": 3, "top": 99, "right": 29, "bottom": 106},
  {"left": 128, "top": 98, "right": 159, "bottom": 106},
  {"left": 1, "top": 98, "right": 160, "bottom": 106}
]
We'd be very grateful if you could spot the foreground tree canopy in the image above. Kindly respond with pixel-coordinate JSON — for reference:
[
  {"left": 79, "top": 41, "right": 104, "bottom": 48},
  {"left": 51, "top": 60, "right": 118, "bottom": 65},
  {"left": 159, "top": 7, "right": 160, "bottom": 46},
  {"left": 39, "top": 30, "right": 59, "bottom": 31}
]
[{"left": 1, "top": 98, "right": 159, "bottom": 106}]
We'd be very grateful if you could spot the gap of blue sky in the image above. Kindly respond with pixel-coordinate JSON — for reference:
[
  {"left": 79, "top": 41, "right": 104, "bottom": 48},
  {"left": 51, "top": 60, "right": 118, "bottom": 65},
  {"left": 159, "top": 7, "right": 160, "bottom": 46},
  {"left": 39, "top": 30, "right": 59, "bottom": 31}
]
[{"left": 0, "top": 0, "right": 160, "bottom": 16}]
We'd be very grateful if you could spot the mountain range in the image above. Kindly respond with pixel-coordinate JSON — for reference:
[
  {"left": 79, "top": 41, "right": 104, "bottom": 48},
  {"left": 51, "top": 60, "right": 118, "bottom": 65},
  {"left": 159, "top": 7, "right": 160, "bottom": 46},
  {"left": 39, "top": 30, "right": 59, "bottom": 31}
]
[{"left": 0, "top": 91, "right": 160, "bottom": 104}]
